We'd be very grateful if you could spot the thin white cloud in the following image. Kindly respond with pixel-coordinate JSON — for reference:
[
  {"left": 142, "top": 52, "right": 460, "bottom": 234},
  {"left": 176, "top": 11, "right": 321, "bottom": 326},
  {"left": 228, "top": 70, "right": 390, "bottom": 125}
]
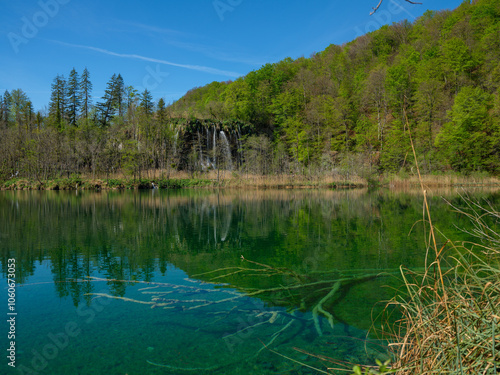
[
  {"left": 165, "top": 39, "right": 268, "bottom": 67},
  {"left": 111, "top": 20, "right": 265, "bottom": 67},
  {"left": 48, "top": 40, "right": 242, "bottom": 78},
  {"left": 121, "top": 21, "right": 189, "bottom": 37}
]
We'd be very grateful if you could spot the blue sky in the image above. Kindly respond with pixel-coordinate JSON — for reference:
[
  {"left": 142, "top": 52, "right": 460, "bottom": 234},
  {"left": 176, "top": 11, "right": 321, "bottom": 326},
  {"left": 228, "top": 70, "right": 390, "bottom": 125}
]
[{"left": 1, "top": 0, "right": 463, "bottom": 112}]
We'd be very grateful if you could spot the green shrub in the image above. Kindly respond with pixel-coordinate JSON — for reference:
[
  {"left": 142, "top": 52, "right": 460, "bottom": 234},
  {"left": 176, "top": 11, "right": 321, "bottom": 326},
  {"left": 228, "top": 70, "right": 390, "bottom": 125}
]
[{"left": 352, "top": 360, "right": 394, "bottom": 374}]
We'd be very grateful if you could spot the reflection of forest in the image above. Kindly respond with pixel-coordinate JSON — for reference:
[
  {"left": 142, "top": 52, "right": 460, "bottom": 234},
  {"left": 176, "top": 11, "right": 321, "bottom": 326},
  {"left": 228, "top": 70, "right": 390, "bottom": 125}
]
[{"left": 1, "top": 189, "right": 496, "bottom": 315}]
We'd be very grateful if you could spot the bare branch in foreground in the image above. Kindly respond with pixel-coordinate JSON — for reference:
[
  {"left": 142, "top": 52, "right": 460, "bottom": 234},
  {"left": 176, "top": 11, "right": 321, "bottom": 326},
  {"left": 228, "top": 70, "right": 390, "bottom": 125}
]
[{"left": 370, "top": 0, "right": 422, "bottom": 15}]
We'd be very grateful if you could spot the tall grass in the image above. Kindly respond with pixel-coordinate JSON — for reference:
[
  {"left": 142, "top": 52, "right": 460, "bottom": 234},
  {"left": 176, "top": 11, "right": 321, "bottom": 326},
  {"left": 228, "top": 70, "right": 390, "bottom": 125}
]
[
  {"left": 384, "top": 172, "right": 500, "bottom": 189},
  {"left": 388, "top": 198, "right": 500, "bottom": 374},
  {"left": 385, "top": 107, "right": 500, "bottom": 374}
]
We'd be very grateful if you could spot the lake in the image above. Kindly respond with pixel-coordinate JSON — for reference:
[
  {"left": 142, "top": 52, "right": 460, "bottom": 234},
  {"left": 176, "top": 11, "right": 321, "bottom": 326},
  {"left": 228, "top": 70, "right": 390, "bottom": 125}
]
[{"left": 1, "top": 188, "right": 497, "bottom": 374}]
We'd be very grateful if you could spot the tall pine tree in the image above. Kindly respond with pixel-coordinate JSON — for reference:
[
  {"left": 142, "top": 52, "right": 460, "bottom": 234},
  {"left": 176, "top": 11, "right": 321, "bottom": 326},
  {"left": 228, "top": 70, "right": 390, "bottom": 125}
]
[
  {"left": 139, "top": 89, "right": 153, "bottom": 116},
  {"left": 97, "top": 74, "right": 126, "bottom": 126},
  {"left": 67, "top": 68, "right": 81, "bottom": 126},
  {"left": 114, "top": 74, "right": 125, "bottom": 117},
  {"left": 157, "top": 98, "right": 167, "bottom": 125},
  {"left": 1, "top": 90, "right": 11, "bottom": 127},
  {"left": 79, "top": 67, "right": 92, "bottom": 120},
  {"left": 0, "top": 93, "right": 5, "bottom": 128},
  {"left": 48, "top": 75, "right": 68, "bottom": 130},
  {"left": 97, "top": 74, "right": 118, "bottom": 127},
  {"left": 9, "top": 89, "right": 31, "bottom": 128}
]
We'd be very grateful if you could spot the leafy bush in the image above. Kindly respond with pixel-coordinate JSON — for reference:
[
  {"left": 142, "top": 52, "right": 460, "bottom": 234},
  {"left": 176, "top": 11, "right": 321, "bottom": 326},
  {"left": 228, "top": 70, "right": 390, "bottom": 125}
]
[{"left": 352, "top": 360, "right": 394, "bottom": 374}]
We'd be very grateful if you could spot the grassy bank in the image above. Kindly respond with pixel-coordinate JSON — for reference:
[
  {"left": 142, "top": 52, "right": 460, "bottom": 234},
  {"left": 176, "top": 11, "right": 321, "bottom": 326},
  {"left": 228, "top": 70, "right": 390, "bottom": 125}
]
[
  {"left": 2, "top": 170, "right": 500, "bottom": 190},
  {"left": 382, "top": 196, "right": 500, "bottom": 374},
  {"left": 377, "top": 123, "right": 500, "bottom": 374},
  {"left": 384, "top": 172, "right": 500, "bottom": 188},
  {"left": 0, "top": 176, "right": 217, "bottom": 191},
  {"left": 0, "top": 171, "right": 364, "bottom": 190}
]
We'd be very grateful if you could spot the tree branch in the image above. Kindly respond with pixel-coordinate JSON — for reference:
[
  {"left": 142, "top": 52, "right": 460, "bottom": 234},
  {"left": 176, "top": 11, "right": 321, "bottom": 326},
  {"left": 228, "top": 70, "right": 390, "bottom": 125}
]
[{"left": 370, "top": 0, "right": 422, "bottom": 15}]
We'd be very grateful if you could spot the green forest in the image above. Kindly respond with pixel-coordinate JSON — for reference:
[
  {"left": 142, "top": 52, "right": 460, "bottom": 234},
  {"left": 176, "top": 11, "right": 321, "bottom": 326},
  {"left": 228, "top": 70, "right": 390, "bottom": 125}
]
[{"left": 2, "top": 0, "right": 500, "bottom": 185}]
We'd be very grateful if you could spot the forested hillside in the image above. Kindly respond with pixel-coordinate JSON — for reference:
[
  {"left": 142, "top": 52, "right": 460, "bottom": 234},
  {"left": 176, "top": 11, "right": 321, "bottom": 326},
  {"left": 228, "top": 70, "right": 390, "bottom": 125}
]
[{"left": 1, "top": 0, "right": 500, "bottom": 184}]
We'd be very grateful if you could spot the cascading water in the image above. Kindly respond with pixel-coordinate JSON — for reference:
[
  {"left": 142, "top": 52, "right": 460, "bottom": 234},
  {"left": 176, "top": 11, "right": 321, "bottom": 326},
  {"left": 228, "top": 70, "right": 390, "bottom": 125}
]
[
  {"left": 206, "top": 127, "right": 211, "bottom": 167},
  {"left": 213, "top": 126, "right": 216, "bottom": 167},
  {"left": 192, "top": 124, "right": 241, "bottom": 171},
  {"left": 197, "top": 131, "right": 204, "bottom": 167},
  {"left": 220, "top": 130, "right": 233, "bottom": 171},
  {"left": 206, "top": 127, "right": 209, "bottom": 152},
  {"left": 237, "top": 125, "right": 243, "bottom": 167},
  {"left": 173, "top": 129, "right": 179, "bottom": 156}
]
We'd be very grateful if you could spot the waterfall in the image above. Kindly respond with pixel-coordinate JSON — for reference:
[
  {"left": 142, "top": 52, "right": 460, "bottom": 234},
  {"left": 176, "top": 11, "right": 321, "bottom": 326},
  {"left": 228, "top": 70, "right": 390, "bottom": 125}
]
[
  {"left": 173, "top": 130, "right": 179, "bottom": 155},
  {"left": 220, "top": 130, "right": 233, "bottom": 171},
  {"left": 206, "top": 127, "right": 213, "bottom": 168},
  {"left": 197, "top": 131, "right": 203, "bottom": 167},
  {"left": 213, "top": 126, "right": 216, "bottom": 166},
  {"left": 206, "top": 127, "right": 209, "bottom": 152},
  {"left": 237, "top": 125, "right": 243, "bottom": 167}
]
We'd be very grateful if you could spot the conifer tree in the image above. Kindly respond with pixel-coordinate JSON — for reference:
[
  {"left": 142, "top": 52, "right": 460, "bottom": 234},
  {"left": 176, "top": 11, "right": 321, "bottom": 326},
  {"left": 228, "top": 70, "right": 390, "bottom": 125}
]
[
  {"left": 0, "top": 93, "right": 5, "bottom": 128},
  {"left": 67, "top": 68, "right": 81, "bottom": 126},
  {"left": 97, "top": 74, "right": 118, "bottom": 127},
  {"left": 9, "top": 89, "right": 31, "bottom": 128},
  {"left": 139, "top": 89, "right": 154, "bottom": 116},
  {"left": 79, "top": 67, "right": 92, "bottom": 120},
  {"left": 157, "top": 98, "right": 167, "bottom": 125},
  {"left": 48, "top": 75, "right": 68, "bottom": 130},
  {"left": 114, "top": 74, "right": 125, "bottom": 117},
  {"left": 1, "top": 91, "right": 11, "bottom": 127}
]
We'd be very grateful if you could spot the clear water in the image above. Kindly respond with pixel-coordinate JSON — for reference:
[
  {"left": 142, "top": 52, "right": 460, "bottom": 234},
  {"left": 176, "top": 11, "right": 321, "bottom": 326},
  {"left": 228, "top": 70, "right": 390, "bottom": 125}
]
[{"left": 1, "top": 188, "right": 496, "bottom": 374}]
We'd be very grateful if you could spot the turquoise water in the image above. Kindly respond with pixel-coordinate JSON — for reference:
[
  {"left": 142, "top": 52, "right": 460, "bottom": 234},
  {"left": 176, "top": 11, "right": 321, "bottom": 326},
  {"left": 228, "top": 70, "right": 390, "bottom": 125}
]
[{"left": 1, "top": 188, "right": 497, "bottom": 374}]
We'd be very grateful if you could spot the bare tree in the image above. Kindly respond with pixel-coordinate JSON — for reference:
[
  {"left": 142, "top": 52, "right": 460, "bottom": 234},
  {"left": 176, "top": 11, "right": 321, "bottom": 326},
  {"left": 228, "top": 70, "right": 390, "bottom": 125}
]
[{"left": 370, "top": 0, "right": 422, "bottom": 15}]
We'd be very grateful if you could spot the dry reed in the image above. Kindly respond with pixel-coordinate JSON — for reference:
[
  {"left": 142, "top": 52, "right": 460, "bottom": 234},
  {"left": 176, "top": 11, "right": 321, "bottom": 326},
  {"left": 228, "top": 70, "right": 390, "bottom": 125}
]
[
  {"left": 388, "top": 200, "right": 500, "bottom": 374},
  {"left": 385, "top": 105, "right": 500, "bottom": 374}
]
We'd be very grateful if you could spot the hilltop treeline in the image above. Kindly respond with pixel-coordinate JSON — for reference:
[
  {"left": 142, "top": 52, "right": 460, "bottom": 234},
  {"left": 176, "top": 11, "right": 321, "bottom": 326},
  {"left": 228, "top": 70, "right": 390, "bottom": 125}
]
[
  {"left": 170, "top": 0, "right": 500, "bottom": 175},
  {"left": 1, "top": 0, "right": 500, "bottom": 183}
]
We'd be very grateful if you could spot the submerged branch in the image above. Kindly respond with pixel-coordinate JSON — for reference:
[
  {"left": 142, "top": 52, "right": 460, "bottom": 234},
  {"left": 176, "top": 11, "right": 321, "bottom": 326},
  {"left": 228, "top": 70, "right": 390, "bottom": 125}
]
[{"left": 312, "top": 281, "right": 341, "bottom": 336}]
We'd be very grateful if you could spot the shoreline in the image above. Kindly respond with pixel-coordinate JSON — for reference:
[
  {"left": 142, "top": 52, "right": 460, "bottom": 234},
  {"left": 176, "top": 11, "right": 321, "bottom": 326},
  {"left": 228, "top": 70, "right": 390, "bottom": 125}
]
[{"left": 2, "top": 173, "right": 500, "bottom": 191}]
